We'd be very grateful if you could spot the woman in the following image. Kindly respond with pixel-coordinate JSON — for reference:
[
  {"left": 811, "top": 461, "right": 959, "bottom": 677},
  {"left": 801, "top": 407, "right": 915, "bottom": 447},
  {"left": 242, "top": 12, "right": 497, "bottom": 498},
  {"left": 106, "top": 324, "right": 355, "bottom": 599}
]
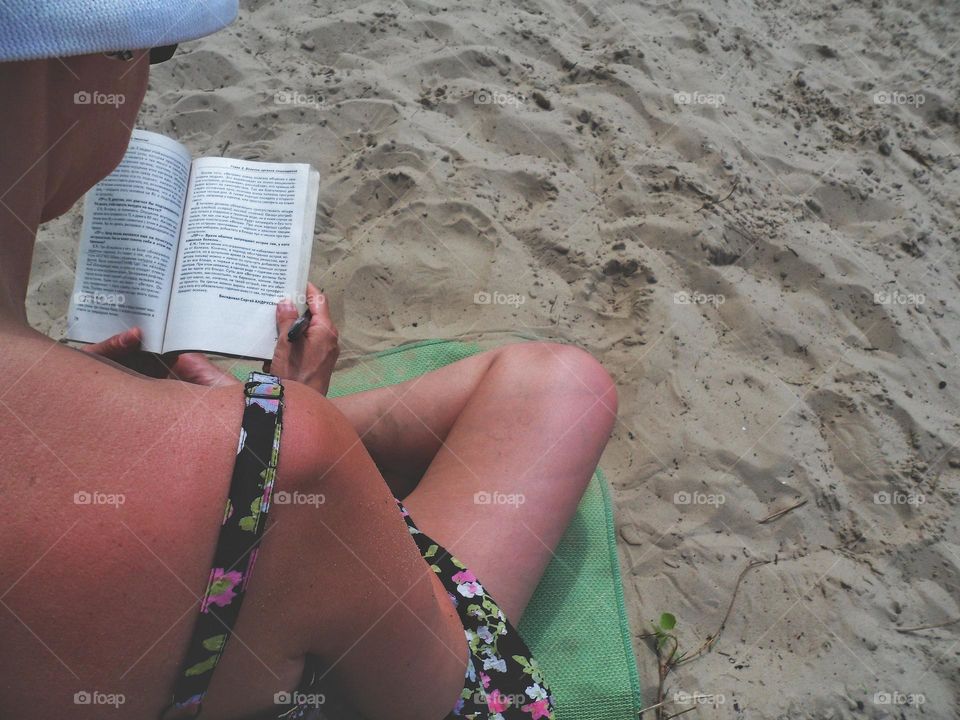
[{"left": 0, "top": 2, "right": 617, "bottom": 718}]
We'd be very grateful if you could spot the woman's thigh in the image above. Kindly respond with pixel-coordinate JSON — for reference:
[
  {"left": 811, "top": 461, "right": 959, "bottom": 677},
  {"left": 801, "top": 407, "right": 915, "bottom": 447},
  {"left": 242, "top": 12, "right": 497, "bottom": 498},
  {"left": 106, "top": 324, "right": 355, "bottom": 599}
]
[{"left": 331, "top": 342, "right": 618, "bottom": 621}]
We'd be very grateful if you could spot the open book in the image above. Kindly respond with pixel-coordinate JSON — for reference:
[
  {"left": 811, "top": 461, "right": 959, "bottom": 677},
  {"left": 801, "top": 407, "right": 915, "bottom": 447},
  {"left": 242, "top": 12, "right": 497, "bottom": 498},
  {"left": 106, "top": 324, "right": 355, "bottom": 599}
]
[{"left": 67, "top": 130, "right": 320, "bottom": 359}]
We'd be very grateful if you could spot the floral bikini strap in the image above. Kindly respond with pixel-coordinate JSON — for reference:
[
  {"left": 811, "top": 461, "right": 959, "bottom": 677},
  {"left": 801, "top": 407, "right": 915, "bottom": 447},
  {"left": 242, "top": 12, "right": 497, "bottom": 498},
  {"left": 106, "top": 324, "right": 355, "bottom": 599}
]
[{"left": 161, "top": 372, "right": 284, "bottom": 719}]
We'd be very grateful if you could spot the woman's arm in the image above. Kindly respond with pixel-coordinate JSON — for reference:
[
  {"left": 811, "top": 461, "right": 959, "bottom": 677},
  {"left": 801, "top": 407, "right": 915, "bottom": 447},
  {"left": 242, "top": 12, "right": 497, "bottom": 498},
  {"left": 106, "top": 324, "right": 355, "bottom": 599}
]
[{"left": 205, "top": 381, "right": 467, "bottom": 720}]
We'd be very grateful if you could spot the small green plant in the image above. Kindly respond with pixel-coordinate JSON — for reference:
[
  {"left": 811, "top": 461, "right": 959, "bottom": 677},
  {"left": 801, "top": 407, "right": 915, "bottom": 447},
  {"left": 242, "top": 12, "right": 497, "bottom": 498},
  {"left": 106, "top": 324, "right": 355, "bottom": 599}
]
[
  {"left": 651, "top": 613, "right": 680, "bottom": 661},
  {"left": 638, "top": 560, "right": 770, "bottom": 719},
  {"left": 640, "top": 613, "right": 685, "bottom": 718}
]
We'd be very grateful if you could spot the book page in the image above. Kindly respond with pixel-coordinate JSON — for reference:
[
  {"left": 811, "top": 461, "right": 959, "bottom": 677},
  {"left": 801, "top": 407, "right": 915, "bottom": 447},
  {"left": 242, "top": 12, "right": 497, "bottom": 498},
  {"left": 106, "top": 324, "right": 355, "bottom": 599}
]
[
  {"left": 66, "top": 130, "right": 191, "bottom": 353},
  {"left": 162, "top": 158, "right": 316, "bottom": 359}
]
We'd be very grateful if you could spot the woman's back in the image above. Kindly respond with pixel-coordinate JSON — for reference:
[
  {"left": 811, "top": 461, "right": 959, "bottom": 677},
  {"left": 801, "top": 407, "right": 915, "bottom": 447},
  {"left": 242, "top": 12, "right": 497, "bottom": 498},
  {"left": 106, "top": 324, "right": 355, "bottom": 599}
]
[
  {"left": 0, "top": 328, "right": 468, "bottom": 719},
  {"left": 1, "top": 329, "right": 285, "bottom": 716}
]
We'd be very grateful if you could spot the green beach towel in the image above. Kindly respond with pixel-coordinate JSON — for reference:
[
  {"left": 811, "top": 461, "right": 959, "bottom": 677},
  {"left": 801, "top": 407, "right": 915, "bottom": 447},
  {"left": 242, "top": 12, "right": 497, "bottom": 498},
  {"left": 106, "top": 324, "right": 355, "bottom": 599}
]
[{"left": 234, "top": 339, "right": 641, "bottom": 719}]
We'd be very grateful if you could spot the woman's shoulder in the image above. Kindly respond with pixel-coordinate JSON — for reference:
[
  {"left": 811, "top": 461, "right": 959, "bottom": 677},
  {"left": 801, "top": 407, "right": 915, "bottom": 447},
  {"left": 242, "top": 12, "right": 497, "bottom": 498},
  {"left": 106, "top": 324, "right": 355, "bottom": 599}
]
[
  {"left": 0, "top": 337, "right": 354, "bottom": 501},
  {"left": 0, "top": 339, "right": 243, "bottom": 499}
]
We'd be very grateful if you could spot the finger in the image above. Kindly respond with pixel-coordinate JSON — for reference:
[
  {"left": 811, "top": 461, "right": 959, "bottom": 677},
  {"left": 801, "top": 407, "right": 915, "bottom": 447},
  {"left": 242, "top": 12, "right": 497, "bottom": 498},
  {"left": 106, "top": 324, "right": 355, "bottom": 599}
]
[
  {"left": 306, "top": 282, "right": 329, "bottom": 321},
  {"left": 306, "top": 283, "right": 336, "bottom": 335},
  {"left": 276, "top": 298, "right": 299, "bottom": 337},
  {"left": 83, "top": 327, "right": 142, "bottom": 359}
]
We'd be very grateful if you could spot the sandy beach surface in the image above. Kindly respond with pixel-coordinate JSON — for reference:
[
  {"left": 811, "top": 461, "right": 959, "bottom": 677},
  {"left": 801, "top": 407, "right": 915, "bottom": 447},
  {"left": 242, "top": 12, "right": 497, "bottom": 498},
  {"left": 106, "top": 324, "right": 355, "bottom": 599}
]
[{"left": 30, "top": 0, "right": 960, "bottom": 717}]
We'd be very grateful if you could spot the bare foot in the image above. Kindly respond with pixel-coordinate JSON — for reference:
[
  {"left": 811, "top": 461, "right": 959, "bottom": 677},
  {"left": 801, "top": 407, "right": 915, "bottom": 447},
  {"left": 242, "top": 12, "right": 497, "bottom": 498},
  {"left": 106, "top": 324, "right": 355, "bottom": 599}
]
[{"left": 167, "top": 353, "right": 240, "bottom": 387}]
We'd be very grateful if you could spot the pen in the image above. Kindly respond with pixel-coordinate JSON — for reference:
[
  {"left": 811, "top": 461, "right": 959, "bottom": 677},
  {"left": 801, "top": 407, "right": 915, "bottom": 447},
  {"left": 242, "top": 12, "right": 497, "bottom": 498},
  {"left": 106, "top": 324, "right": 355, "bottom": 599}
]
[{"left": 287, "top": 309, "right": 312, "bottom": 341}]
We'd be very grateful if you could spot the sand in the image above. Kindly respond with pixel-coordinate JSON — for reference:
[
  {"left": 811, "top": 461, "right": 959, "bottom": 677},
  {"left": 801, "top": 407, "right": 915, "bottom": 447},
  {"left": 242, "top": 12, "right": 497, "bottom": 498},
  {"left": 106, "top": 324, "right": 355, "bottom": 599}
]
[{"left": 30, "top": 0, "right": 960, "bottom": 717}]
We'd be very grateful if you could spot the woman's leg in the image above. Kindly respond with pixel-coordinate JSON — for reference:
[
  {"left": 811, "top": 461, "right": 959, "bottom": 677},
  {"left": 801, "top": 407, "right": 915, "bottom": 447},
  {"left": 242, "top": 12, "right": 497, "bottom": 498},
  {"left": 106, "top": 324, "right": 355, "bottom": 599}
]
[
  {"left": 331, "top": 342, "right": 617, "bottom": 621},
  {"left": 329, "top": 348, "right": 504, "bottom": 497}
]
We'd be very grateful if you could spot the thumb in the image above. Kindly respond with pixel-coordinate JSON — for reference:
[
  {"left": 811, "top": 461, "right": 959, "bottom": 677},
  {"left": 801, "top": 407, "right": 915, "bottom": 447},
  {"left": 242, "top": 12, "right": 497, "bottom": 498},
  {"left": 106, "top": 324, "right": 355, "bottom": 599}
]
[
  {"left": 83, "top": 327, "right": 142, "bottom": 359},
  {"left": 276, "top": 299, "right": 300, "bottom": 338}
]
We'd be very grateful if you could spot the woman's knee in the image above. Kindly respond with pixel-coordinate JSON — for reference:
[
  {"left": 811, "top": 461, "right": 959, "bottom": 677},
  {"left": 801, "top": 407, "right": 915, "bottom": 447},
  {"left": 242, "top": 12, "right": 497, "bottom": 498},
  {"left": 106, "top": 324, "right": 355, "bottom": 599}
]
[
  {"left": 275, "top": 381, "right": 376, "bottom": 498},
  {"left": 492, "top": 341, "right": 618, "bottom": 418}
]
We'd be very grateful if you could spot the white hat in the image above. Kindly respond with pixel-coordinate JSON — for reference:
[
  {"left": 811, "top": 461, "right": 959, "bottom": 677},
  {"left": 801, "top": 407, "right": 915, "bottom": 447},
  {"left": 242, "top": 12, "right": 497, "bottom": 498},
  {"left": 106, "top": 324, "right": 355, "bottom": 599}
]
[{"left": 0, "top": 0, "right": 238, "bottom": 62}]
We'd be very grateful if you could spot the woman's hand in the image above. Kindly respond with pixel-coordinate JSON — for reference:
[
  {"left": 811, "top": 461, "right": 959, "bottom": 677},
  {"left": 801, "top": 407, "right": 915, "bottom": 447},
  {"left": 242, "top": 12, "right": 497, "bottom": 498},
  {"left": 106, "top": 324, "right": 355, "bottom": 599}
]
[
  {"left": 82, "top": 326, "right": 143, "bottom": 360},
  {"left": 267, "top": 282, "right": 339, "bottom": 395},
  {"left": 81, "top": 327, "right": 169, "bottom": 377},
  {"left": 82, "top": 327, "right": 239, "bottom": 387}
]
